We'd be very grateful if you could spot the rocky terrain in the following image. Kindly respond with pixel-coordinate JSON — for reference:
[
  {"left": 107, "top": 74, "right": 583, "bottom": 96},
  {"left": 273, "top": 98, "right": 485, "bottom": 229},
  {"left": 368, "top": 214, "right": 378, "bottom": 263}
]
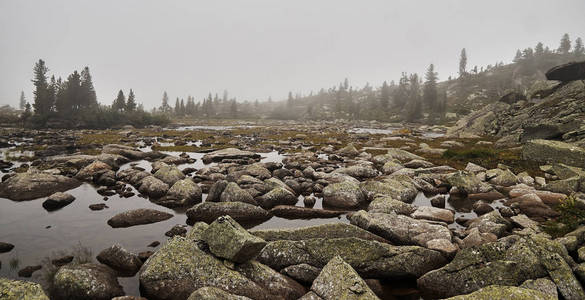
[{"left": 2, "top": 61, "right": 585, "bottom": 300}]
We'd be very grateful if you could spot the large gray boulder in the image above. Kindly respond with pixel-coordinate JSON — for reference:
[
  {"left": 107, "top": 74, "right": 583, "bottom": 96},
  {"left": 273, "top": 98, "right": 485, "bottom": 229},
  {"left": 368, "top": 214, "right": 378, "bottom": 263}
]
[
  {"left": 323, "top": 181, "right": 365, "bottom": 208},
  {"left": 235, "top": 260, "right": 306, "bottom": 300},
  {"left": 166, "top": 179, "right": 202, "bottom": 206},
  {"left": 350, "top": 210, "right": 452, "bottom": 247},
  {"left": 257, "top": 187, "right": 298, "bottom": 209},
  {"left": 154, "top": 163, "right": 185, "bottom": 186},
  {"left": 417, "top": 234, "right": 584, "bottom": 299},
  {"left": 546, "top": 61, "right": 585, "bottom": 82},
  {"left": 42, "top": 192, "right": 75, "bottom": 211},
  {"left": 359, "top": 176, "right": 418, "bottom": 202},
  {"left": 220, "top": 182, "right": 256, "bottom": 205},
  {"left": 107, "top": 208, "right": 173, "bottom": 228},
  {"left": 0, "top": 172, "right": 81, "bottom": 201},
  {"left": 257, "top": 237, "right": 447, "bottom": 279},
  {"left": 96, "top": 244, "right": 143, "bottom": 276},
  {"left": 446, "top": 171, "right": 493, "bottom": 194},
  {"left": 201, "top": 215, "right": 267, "bottom": 263},
  {"left": 186, "top": 202, "right": 271, "bottom": 225},
  {"left": 139, "top": 236, "right": 274, "bottom": 300},
  {"left": 52, "top": 263, "right": 124, "bottom": 300},
  {"left": 0, "top": 278, "right": 49, "bottom": 300},
  {"left": 310, "top": 256, "right": 379, "bottom": 300},
  {"left": 523, "top": 139, "right": 585, "bottom": 168},
  {"left": 138, "top": 176, "right": 169, "bottom": 198}
]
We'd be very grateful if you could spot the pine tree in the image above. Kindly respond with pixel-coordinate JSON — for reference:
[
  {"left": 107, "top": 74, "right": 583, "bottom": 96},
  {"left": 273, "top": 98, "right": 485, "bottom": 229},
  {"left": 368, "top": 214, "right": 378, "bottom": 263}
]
[
  {"left": 406, "top": 74, "right": 422, "bottom": 122},
  {"left": 379, "top": 81, "right": 390, "bottom": 111},
  {"left": 174, "top": 98, "right": 180, "bottom": 115},
  {"left": 287, "top": 91, "right": 294, "bottom": 107},
  {"left": 393, "top": 72, "right": 409, "bottom": 109},
  {"left": 19, "top": 91, "right": 26, "bottom": 110},
  {"left": 21, "top": 102, "right": 32, "bottom": 126},
  {"left": 160, "top": 91, "right": 170, "bottom": 113},
  {"left": 458, "top": 48, "right": 467, "bottom": 77},
  {"left": 126, "top": 89, "right": 137, "bottom": 111},
  {"left": 180, "top": 99, "right": 185, "bottom": 115},
  {"left": 558, "top": 33, "right": 571, "bottom": 54},
  {"left": 535, "top": 42, "right": 544, "bottom": 56},
  {"left": 230, "top": 100, "right": 237, "bottom": 117},
  {"left": 79, "top": 67, "right": 97, "bottom": 110},
  {"left": 112, "top": 90, "right": 126, "bottom": 112},
  {"left": 32, "top": 59, "right": 50, "bottom": 114},
  {"left": 574, "top": 37, "right": 585, "bottom": 57},
  {"left": 423, "top": 64, "right": 438, "bottom": 116}
]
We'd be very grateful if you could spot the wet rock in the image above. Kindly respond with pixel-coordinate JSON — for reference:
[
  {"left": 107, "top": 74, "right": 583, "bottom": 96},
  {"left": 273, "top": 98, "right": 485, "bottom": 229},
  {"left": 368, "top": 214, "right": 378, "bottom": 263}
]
[
  {"left": 427, "top": 238, "right": 458, "bottom": 256},
  {"left": 42, "top": 192, "right": 75, "bottom": 211},
  {"left": 359, "top": 176, "right": 418, "bottom": 202},
  {"left": 350, "top": 210, "right": 452, "bottom": 247},
  {"left": 166, "top": 179, "right": 202, "bottom": 206},
  {"left": 207, "top": 180, "right": 229, "bottom": 202},
  {"left": 411, "top": 206, "right": 454, "bottom": 223},
  {"left": 444, "top": 285, "right": 554, "bottom": 300},
  {"left": 303, "top": 196, "right": 316, "bottom": 207},
  {"left": 367, "top": 196, "right": 416, "bottom": 215},
  {"left": 258, "top": 187, "right": 297, "bottom": 209},
  {"left": 165, "top": 225, "right": 188, "bottom": 237},
  {"left": 310, "top": 256, "right": 378, "bottom": 300},
  {"left": 446, "top": 171, "right": 493, "bottom": 195},
  {"left": 244, "top": 163, "right": 272, "bottom": 180},
  {"left": 472, "top": 201, "right": 494, "bottom": 215},
  {"left": 0, "top": 242, "right": 15, "bottom": 253},
  {"left": 103, "top": 144, "right": 158, "bottom": 160},
  {"left": 75, "top": 160, "right": 112, "bottom": 182},
  {"left": 107, "top": 208, "right": 173, "bottom": 228},
  {"left": 257, "top": 237, "right": 447, "bottom": 279},
  {"left": 187, "top": 287, "right": 252, "bottom": 300},
  {"left": 335, "top": 164, "right": 379, "bottom": 180},
  {"left": 202, "top": 148, "right": 260, "bottom": 164},
  {"left": 96, "top": 244, "right": 143, "bottom": 276},
  {"left": 486, "top": 168, "right": 518, "bottom": 186},
  {"left": 139, "top": 236, "right": 273, "bottom": 300},
  {"left": 523, "top": 139, "right": 585, "bottom": 168},
  {"left": 251, "top": 223, "right": 387, "bottom": 243},
  {"left": 460, "top": 228, "right": 497, "bottom": 248},
  {"left": 220, "top": 182, "right": 256, "bottom": 205},
  {"left": 236, "top": 260, "right": 306, "bottom": 299},
  {"left": 138, "top": 251, "right": 154, "bottom": 262},
  {"left": 270, "top": 205, "right": 346, "bottom": 219},
  {"left": 506, "top": 193, "right": 559, "bottom": 219},
  {"left": 17, "top": 265, "right": 42, "bottom": 277},
  {"left": 53, "top": 263, "right": 124, "bottom": 300},
  {"left": 89, "top": 203, "right": 108, "bottom": 210},
  {"left": 51, "top": 255, "right": 74, "bottom": 267},
  {"left": 466, "top": 210, "right": 511, "bottom": 237},
  {"left": 0, "top": 172, "right": 81, "bottom": 201},
  {"left": 323, "top": 180, "right": 365, "bottom": 209},
  {"left": 468, "top": 191, "right": 506, "bottom": 202},
  {"left": 186, "top": 201, "right": 272, "bottom": 225},
  {"left": 0, "top": 278, "right": 49, "bottom": 300},
  {"left": 201, "top": 215, "right": 267, "bottom": 263},
  {"left": 138, "top": 176, "right": 169, "bottom": 198},
  {"left": 154, "top": 163, "right": 185, "bottom": 186},
  {"left": 545, "top": 60, "right": 585, "bottom": 82},
  {"left": 281, "top": 264, "right": 321, "bottom": 284},
  {"left": 429, "top": 194, "right": 446, "bottom": 208},
  {"left": 148, "top": 241, "right": 160, "bottom": 247}
]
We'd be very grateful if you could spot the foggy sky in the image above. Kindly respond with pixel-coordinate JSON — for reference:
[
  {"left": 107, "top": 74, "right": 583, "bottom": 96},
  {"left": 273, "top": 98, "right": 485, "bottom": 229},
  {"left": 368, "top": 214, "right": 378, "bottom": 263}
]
[{"left": 1, "top": 0, "right": 585, "bottom": 109}]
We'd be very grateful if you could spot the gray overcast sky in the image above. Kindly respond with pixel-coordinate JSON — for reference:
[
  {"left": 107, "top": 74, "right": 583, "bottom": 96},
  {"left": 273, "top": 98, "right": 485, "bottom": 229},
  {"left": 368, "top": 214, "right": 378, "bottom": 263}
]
[{"left": 1, "top": 0, "right": 585, "bottom": 109}]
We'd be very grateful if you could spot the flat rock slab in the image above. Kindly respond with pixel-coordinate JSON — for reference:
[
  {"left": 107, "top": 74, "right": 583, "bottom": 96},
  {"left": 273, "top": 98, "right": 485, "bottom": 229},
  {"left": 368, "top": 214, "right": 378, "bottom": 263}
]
[
  {"left": 546, "top": 61, "right": 585, "bottom": 82},
  {"left": 523, "top": 139, "right": 585, "bottom": 168},
  {"left": 270, "top": 205, "right": 347, "bottom": 219},
  {"left": 0, "top": 172, "right": 81, "bottom": 201},
  {"left": 202, "top": 148, "right": 260, "bottom": 164},
  {"left": 251, "top": 223, "right": 387, "bottom": 243},
  {"left": 107, "top": 208, "right": 173, "bottom": 228},
  {"left": 186, "top": 201, "right": 271, "bottom": 225}
]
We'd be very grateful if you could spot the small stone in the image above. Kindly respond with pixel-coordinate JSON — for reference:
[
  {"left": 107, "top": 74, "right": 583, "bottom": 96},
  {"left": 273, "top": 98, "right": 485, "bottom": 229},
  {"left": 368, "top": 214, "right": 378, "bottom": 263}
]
[{"left": 18, "top": 265, "right": 42, "bottom": 277}]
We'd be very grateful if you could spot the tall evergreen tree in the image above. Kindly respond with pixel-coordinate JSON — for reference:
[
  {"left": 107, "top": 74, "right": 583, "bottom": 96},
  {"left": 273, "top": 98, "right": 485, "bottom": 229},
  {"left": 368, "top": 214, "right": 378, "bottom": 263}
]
[
  {"left": 513, "top": 49, "right": 523, "bottom": 62},
  {"left": 80, "top": 67, "right": 97, "bottom": 109},
  {"left": 112, "top": 90, "right": 126, "bottom": 112},
  {"left": 379, "top": 81, "right": 390, "bottom": 111},
  {"left": 405, "top": 74, "right": 422, "bottom": 122},
  {"left": 287, "top": 91, "right": 294, "bottom": 107},
  {"left": 558, "top": 33, "right": 571, "bottom": 54},
  {"left": 423, "top": 64, "right": 438, "bottom": 115},
  {"left": 32, "top": 59, "right": 51, "bottom": 114},
  {"left": 126, "top": 89, "right": 137, "bottom": 111},
  {"left": 174, "top": 98, "right": 180, "bottom": 115},
  {"left": 459, "top": 48, "right": 467, "bottom": 77},
  {"left": 230, "top": 100, "right": 237, "bottom": 117},
  {"left": 19, "top": 91, "right": 26, "bottom": 110},
  {"left": 535, "top": 42, "right": 544, "bottom": 56},
  {"left": 160, "top": 91, "right": 170, "bottom": 113},
  {"left": 574, "top": 37, "right": 585, "bottom": 57}
]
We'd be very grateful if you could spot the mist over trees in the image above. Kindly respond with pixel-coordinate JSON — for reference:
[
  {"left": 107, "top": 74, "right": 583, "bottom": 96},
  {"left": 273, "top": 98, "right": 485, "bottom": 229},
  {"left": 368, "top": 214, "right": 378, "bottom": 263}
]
[
  {"left": 5, "top": 33, "right": 584, "bottom": 127},
  {"left": 19, "top": 59, "right": 168, "bottom": 128}
]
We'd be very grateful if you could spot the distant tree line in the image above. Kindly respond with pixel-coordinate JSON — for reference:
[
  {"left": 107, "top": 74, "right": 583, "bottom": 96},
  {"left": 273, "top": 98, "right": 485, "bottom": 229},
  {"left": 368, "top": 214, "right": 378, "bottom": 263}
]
[{"left": 22, "top": 59, "right": 168, "bottom": 128}]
